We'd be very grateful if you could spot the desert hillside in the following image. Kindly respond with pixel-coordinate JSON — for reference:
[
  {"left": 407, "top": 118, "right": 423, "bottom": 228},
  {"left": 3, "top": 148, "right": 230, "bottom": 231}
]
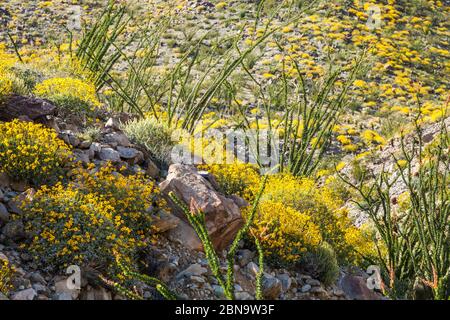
[{"left": 0, "top": 0, "right": 449, "bottom": 302}]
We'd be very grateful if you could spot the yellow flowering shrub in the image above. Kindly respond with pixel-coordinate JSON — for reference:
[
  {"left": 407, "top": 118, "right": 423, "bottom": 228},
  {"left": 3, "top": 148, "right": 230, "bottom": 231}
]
[
  {"left": 0, "top": 73, "right": 13, "bottom": 99},
  {"left": 250, "top": 201, "right": 322, "bottom": 265},
  {"left": 260, "top": 174, "right": 368, "bottom": 263},
  {"left": 0, "top": 257, "right": 14, "bottom": 296},
  {"left": 33, "top": 77, "right": 101, "bottom": 113},
  {"left": 0, "top": 120, "right": 73, "bottom": 185},
  {"left": 22, "top": 183, "right": 131, "bottom": 270},
  {"left": 0, "top": 45, "right": 17, "bottom": 72},
  {"left": 71, "top": 163, "right": 166, "bottom": 241},
  {"left": 199, "top": 162, "right": 261, "bottom": 201},
  {"left": 22, "top": 164, "right": 167, "bottom": 271},
  {"left": 0, "top": 46, "right": 16, "bottom": 99},
  {"left": 343, "top": 223, "right": 380, "bottom": 266}
]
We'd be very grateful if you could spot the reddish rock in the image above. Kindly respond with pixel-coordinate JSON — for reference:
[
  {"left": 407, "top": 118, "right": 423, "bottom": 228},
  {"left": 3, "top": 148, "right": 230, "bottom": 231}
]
[
  {"left": 160, "top": 164, "right": 246, "bottom": 251},
  {"left": 0, "top": 95, "right": 56, "bottom": 122},
  {"left": 339, "top": 275, "right": 382, "bottom": 300}
]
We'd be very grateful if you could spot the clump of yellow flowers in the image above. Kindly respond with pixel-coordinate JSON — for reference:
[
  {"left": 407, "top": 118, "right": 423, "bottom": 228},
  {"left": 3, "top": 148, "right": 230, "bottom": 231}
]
[
  {"left": 203, "top": 163, "right": 378, "bottom": 266},
  {"left": 0, "top": 256, "right": 14, "bottom": 296},
  {"left": 0, "top": 45, "right": 16, "bottom": 100},
  {"left": 0, "top": 120, "right": 73, "bottom": 185},
  {"left": 33, "top": 77, "right": 101, "bottom": 113},
  {"left": 251, "top": 201, "right": 322, "bottom": 264},
  {"left": 199, "top": 162, "right": 261, "bottom": 201},
  {"left": 260, "top": 173, "right": 377, "bottom": 264},
  {"left": 21, "top": 163, "right": 167, "bottom": 272},
  {"left": 0, "top": 74, "right": 13, "bottom": 99}
]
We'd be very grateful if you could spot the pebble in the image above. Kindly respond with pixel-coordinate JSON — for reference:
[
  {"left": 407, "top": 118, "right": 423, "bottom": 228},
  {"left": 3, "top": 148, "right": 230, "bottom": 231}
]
[
  {"left": 12, "top": 288, "right": 37, "bottom": 300},
  {"left": 301, "top": 284, "right": 312, "bottom": 293}
]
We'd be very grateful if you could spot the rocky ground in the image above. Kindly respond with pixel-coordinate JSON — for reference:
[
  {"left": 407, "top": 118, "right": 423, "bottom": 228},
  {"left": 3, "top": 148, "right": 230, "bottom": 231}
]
[{"left": 0, "top": 94, "right": 385, "bottom": 300}]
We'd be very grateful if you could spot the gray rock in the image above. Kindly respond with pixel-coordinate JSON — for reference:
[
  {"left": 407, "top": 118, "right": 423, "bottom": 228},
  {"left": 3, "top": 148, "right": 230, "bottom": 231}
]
[
  {"left": 0, "top": 203, "right": 10, "bottom": 224},
  {"left": 10, "top": 180, "right": 28, "bottom": 192},
  {"left": 332, "top": 287, "right": 346, "bottom": 297},
  {"left": 12, "top": 288, "right": 37, "bottom": 300},
  {"left": 2, "top": 220, "right": 25, "bottom": 241},
  {"left": 246, "top": 262, "right": 260, "bottom": 277},
  {"left": 0, "top": 172, "right": 10, "bottom": 188},
  {"left": 79, "top": 140, "right": 92, "bottom": 149},
  {"left": 156, "top": 262, "right": 178, "bottom": 282},
  {"left": 262, "top": 275, "right": 282, "bottom": 299},
  {"left": 104, "top": 132, "right": 131, "bottom": 147},
  {"left": 117, "top": 146, "right": 139, "bottom": 159},
  {"left": 32, "top": 283, "right": 48, "bottom": 294},
  {"left": 98, "top": 148, "right": 121, "bottom": 162},
  {"left": 54, "top": 292, "right": 73, "bottom": 300},
  {"left": 0, "top": 292, "right": 8, "bottom": 300},
  {"left": 105, "top": 118, "right": 121, "bottom": 130},
  {"left": 235, "top": 292, "right": 253, "bottom": 300},
  {"left": 306, "top": 279, "right": 321, "bottom": 287},
  {"left": 310, "top": 286, "right": 327, "bottom": 295},
  {"left": 55, "top": 278, "right": 80, "bottom": 300},
  {"left": 212, "top": 285, "right": 225, "bottom": 298},
  {"left": 0, "top": 252, "right": 8, "bottom": 262},
  {"left": 177, "top": 263, "right": 207, "bottom": 279},
  {"left": 89, "top": 142, "right": 102, "bottom": 159},
  {"left": 30, "top": 272, "right": 47, "bottom": 285},
  {"left": 60, "top": 130, "right": 80, "bottom": 147},
  {"left": 73, "top": 149, "right": 90, "bottom": 164},
  {"left": 146, "top": 160, "right": 160, "bottom": 178},
  {"left": 191, "top": 275, "right": 206, "bottom": 284},
  {"left": 277, "top": 274, "right": 292, "bottom": 292},
  {"left": 81, "top": 286, "right": 112, "bottom": 300},
  {"left": 300, "top": 284, "right": 312, "bottom": 293},
  {"left": 237, "top": 249, "right": 254, "bottom": 267}
]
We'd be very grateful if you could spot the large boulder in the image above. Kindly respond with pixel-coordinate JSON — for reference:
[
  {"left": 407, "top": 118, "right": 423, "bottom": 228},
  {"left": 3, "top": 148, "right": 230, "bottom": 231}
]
[
  {"left": 160, "top": 164, "right": 247, "bottom": 251},
  {"left": 0, "top": 95, "right": 56, "bottom": 123},
  {"left": 339, "top": 274, "right": 382, "bottom": 300}
]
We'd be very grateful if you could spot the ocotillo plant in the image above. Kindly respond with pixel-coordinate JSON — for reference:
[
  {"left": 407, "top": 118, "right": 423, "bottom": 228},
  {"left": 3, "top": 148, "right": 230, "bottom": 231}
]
[
  {"left": 339, "top": 114, "right": 449, "bottom": 299},
  {"left": 76, "top": 0, "right": 132, "bottom": 91},
  {"left": 101, "top": 252, "right": 178, "bottom": 300},
  {"left": 235, "top": 48, "right": 366, "bottom": 177},
  {"left": 169, "top": 176, "right": 268, "bottom": 300}
]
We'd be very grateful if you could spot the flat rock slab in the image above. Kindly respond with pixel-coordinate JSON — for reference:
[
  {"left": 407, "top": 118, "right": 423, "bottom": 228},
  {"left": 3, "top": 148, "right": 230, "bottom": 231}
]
[{"left": 0, "top": 95, "right": 56, "bottom": 121}]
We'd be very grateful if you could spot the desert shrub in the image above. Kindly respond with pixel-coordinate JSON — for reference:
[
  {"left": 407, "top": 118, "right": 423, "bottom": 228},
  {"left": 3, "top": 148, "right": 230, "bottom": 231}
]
[
  {"left": 76, "top": 126, "right": 102, "bottom": 143},
  {"left": 23, "top": 183, "right": 130, "bottom": 270},
  {"left": 0, "top": 120, "right": 73, "bottom": 185},
  {"left": 0, "top": 73, "right": 13, "bottom": 99},
  {"left": 0, "top": 46, "right": 43, "bottom": 97},
  {"left": 22, "top": 164, "right": 166, "bottom": 272},
  {"left": 0, "top": 256, "right": 14, "bottom": 296},
  {"left": 71, "top": 164, "right": 166, "bottom": 240},
  {"left": 122, "top": 117, "right": 174, "bottom": 165},
  {"left": 33, "top": 77, "right": 101, "bottom": 113},
  {"left": 261, "top": 174, "right": 370, "bottom": 263},
  {"left": 199, "top": 162, "right": 261, "bottom": 201},
  {"left": 9, "top": 64, "right": 44, "bottom": 95},
  {"left": 343, "top": 223, "right": 381, "bottom": 267},
  {"left": 299, "top": 242, "right": 340, "bottom": 286},
  {"left": 250, "top": 200, "right": 322, "bottom": 265},
  {"left": 0, "top": 48, "right": 14, "bottom": 99}
]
